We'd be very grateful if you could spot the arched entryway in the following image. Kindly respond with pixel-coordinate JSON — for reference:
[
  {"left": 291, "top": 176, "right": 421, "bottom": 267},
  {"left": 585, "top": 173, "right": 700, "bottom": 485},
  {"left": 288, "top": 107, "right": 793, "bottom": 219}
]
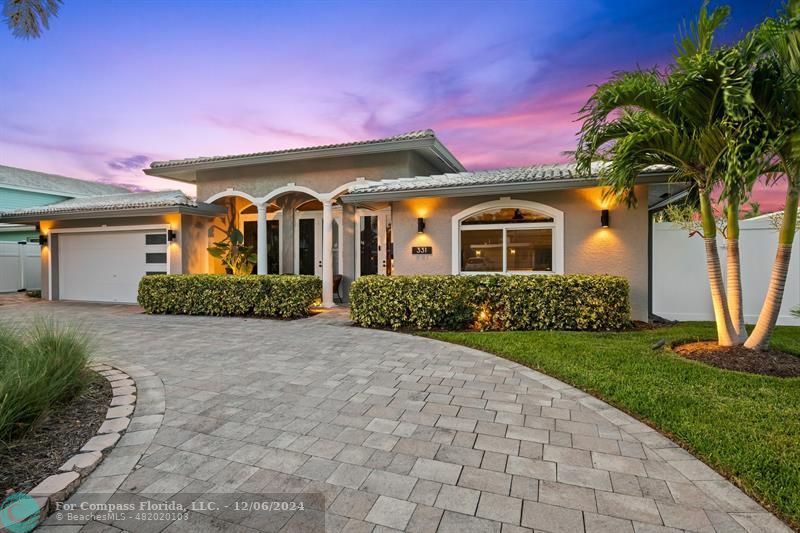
[
  {"left": 205, "top": 180, "right": 371, "bottom": 307},
  {"left": 207, "top": 192, "right": 259, "bottom": 276}
]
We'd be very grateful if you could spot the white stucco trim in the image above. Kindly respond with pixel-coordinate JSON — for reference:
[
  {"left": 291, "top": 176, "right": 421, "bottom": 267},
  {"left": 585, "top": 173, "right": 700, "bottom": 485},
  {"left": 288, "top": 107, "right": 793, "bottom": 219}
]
[
  {"left": 322, "top": 178, "right": 374, "bottom": 201},
  {"left": 450, "top": 198, "right": 564, "bottom": 275},
  {"left": 205, "top": 189, "right": 260, "bottom": 205},
  {"left": 260, "top": 184, "right": 322, "bottom": 204},
  {"left": 48, "top": 224, "right": 171, "bottom": 234},
  {"left": 210, "top": 179, "right": 373, "bottom": 207}
]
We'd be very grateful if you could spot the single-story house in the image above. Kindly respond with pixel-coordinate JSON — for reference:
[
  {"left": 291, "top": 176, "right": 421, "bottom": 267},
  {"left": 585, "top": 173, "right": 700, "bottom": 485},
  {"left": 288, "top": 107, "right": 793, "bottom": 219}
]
[{"left": 0, "top": 130, "right": 684, "bottom": 320}]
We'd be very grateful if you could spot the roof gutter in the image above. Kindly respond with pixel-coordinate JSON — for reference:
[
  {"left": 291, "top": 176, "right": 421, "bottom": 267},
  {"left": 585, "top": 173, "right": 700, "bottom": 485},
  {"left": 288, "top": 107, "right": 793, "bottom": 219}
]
[
  {"left": 648, "top": 188, "right": 690, "bottom": 211},
  {"left": 144, "top": 137, "right": 464, "bottom": 181},
  {"left": 0, "top": 204, "right": 225, "bottom": 224},
  {"left": 0, "top": 224, "right": 36, "bottom": 232},
  {"left": 341, "top": 172, "right": 676, "bottom": 204}
]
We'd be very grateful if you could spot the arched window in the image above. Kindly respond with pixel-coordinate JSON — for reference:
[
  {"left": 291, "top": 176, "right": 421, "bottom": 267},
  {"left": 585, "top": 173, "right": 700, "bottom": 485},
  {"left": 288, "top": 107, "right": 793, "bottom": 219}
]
[{"left": 451, "top": 199, "right": 564, "bottom": 274}]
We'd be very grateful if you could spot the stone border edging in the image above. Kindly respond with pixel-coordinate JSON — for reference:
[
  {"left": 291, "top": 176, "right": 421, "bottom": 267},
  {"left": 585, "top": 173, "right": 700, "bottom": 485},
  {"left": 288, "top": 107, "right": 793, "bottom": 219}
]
[{"left": 21, "top": 362, "right": 139, "bottom": 524}]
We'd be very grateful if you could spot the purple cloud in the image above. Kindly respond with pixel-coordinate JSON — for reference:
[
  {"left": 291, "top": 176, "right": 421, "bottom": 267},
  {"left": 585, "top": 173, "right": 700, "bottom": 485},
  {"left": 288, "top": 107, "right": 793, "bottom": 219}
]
[{"left": 107, "top": 154, "right": 149, "bottom": 171}]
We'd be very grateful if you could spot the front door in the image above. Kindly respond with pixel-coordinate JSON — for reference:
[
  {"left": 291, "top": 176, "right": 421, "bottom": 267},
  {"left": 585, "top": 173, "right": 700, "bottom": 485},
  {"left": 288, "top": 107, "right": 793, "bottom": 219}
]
[
  {"left": 295, "top": 212, "right": 322, "bottom": 276},
  {"left": 242, "top": 218, "right": 281, "bottom": 274},
  {"left": 356, "top": 209, "right": 391, "bottom": 277}
]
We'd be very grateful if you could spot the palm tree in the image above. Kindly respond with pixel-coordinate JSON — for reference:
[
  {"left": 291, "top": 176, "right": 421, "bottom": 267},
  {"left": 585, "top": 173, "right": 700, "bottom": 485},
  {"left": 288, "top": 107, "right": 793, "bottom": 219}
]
[
  {"left": 741, "top": 0, "right": 800, "bottom": 349},
  {"left": 576, "top": 4, "right": 747, "bottom": 346},
  {"left": 3, "top": 0, "right": 61, "bottom": 39}
]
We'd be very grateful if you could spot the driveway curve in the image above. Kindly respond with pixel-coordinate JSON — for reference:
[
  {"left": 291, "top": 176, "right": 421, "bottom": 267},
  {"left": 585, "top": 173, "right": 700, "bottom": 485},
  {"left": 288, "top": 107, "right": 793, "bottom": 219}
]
[{"left": 0, "top": 299, "right": 789, "bottom": 533}]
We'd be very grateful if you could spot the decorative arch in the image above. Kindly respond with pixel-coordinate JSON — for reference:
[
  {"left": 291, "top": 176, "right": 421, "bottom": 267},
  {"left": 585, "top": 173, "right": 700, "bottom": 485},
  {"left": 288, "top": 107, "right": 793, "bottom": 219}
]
[
  {"left": 451, "top": 198, "right": 564, "bottom": 275},
  {"left": 259, "top": 184, "right": 322, "bottom": 204},
  {"left": 205, "top": 189, "right": 260, "bottom": 205},
  {"left": 321, "top": 179, "right": 376, "bottom": 201}
]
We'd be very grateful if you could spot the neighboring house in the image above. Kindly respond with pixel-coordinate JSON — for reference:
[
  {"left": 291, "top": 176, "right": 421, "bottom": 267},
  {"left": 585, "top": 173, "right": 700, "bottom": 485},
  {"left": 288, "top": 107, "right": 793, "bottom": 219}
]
[
  {"left": 0, "top": 130, "right": 684, "bottom": 320},
  {"left": 0, "top": 165, "right": 128, "bottom": 293},
  {"left": 0, "top": 165, "right": 129, "bottom": 242}
]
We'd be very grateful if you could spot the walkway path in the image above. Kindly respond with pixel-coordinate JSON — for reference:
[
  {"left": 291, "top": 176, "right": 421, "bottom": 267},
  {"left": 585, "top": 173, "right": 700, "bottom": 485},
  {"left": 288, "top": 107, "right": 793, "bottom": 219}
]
[{"left": 0, "top": 298, "right": 788, "bottom": 533}]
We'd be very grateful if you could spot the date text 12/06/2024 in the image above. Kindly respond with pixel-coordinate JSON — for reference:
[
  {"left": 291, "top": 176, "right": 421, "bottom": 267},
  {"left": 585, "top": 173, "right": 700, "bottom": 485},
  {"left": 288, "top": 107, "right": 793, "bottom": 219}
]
[{"left": 45, "top": 493, "right": 325, "bottom": 531}]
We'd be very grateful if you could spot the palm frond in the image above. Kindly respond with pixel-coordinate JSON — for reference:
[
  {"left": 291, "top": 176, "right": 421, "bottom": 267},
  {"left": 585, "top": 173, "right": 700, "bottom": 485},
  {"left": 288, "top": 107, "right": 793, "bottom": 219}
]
[
  {"left": 675, "top": 1, "right": 730, "bottom": 64},
  {"left": 3, "top": 0, "right": 61, "bottom": 39}
]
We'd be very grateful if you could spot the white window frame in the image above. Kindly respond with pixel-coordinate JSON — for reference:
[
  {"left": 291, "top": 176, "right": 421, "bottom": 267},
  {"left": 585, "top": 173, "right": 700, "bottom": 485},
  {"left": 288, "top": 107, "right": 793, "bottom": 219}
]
[{"left": 451, "top": 199, "right": 564, "bottom": 275}]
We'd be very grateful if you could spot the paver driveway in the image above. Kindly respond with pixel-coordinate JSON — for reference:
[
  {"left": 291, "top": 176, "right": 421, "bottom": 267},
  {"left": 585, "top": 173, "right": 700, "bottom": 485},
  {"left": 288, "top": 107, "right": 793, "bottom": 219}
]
[{"left": 1, "top": 299, "right": 789, "bottom": 533}]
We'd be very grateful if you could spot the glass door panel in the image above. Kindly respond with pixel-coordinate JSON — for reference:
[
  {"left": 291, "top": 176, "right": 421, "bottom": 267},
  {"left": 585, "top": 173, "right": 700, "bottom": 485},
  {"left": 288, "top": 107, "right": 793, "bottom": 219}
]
[
  {"left": 267, "top": 220, "right": 280, "bottom": 274},
  {"left": 243, "top": 221, "right": 257, "bottom": 248},
  {"left": 295, "top": 213, "right": 322, "bottom": 276},
  {"left": 359, "top": 215, "right": 378, "bottom": 276},
  {"left": 298, "top": 218, "right": 316, "bottom": 275}
]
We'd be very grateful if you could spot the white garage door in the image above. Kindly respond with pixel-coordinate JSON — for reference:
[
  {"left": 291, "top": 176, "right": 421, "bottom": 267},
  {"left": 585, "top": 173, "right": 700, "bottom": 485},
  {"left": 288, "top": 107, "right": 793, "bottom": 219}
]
[{"left": 58, "top": 230, "right": 168, "bottom": 303}]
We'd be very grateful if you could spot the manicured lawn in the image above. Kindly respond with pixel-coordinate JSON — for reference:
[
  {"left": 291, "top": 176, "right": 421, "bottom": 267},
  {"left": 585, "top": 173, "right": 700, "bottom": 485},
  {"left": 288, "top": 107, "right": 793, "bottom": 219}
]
[{"left": 423, "top": 323, "right": 800, "bottom": 528}]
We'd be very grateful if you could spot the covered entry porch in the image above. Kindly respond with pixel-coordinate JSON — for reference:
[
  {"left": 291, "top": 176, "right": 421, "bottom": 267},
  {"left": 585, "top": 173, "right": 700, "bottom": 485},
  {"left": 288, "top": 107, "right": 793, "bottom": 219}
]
[{"left": 208, "top": 184, "right": 391, "bottom": 307}]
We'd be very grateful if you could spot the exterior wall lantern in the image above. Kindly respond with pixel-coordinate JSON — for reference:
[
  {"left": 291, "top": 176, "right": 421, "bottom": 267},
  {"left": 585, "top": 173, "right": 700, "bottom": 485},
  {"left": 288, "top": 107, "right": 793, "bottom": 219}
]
[
  {"left": 600, "top": 209, "right": 610, "bottom": 228},
  {"left": 417, "top": 217, "right": 426, "bottom": 234},
  {"left": 168, "top": 229, "right": 177, "bottom": 242},
  {"left": 38, "top": 234, "right": 48, "bottom": 246}
]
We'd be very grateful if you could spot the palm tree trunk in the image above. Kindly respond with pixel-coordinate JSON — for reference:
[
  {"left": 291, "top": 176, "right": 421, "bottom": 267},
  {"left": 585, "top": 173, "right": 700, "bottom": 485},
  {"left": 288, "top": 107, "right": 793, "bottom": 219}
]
[
  {"left": 744, "top": 183, "right": 799, "bottom": 350},
  {"left": 700, "top": 190, "right": 736, "bottom": 346},
  {"left": 726, "top": 203, "right": 747, "bottom": 344}
]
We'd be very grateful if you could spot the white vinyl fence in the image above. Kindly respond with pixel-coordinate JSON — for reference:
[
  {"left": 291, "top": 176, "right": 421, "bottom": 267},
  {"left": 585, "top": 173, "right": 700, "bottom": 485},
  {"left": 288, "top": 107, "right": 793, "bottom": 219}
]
[
  {"left": 653, "top": 214, "right": 800, "bottom": 326},
  {"left": 0, "top": 241, "right": 41, "bottom": 293}
]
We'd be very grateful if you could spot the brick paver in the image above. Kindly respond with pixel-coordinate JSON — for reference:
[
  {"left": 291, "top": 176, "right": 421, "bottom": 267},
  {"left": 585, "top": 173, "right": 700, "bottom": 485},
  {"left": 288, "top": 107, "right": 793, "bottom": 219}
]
[{"left": 0, "top": 298, "right": 790, "bottom": 533}]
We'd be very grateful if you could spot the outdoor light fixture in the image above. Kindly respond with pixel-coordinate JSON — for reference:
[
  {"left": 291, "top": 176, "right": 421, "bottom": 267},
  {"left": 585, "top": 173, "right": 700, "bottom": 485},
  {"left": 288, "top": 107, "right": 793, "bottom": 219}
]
[
  {"left": 417, "top": 217, "right": 426, "bottom": 233},
  {"left": 601, "top": 209, "right": 610, "bottom": 228},
  {"left": 167, "top": 229, "right": 177, "bottom": 241},
  {"left": 38, "top": 234, "right": 48, "bottom": 246}
]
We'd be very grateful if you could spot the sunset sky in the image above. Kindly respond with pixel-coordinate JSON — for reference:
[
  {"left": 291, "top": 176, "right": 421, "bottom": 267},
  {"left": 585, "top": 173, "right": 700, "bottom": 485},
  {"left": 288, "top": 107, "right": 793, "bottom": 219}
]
[{"left": 0, "top": 0, "right": 784, "bottom": 209}]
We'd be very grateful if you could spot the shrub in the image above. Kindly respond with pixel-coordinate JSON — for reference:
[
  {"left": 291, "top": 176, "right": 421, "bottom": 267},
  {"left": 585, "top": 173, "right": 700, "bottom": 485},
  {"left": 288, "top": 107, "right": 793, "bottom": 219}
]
[
  {"left": 138, "top": 274, "right": 322, "bottom": 319},
  {"left": 0, "top": 320, "right": 91, "bottom": 441},
  {"left": 350, "top": 274, "right": 630, "bottom": 331}
]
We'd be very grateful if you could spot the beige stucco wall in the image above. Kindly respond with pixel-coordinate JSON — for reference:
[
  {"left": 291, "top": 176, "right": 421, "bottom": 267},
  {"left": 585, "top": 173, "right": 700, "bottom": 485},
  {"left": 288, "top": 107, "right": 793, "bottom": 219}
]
[
  {"left": 389, "top": 186, "right": 650, "bottom": 321},
  {"left": 196, "top": 151, "right": 436, "bottom": 202},
  {"left": 180, "top": 214, "right": 213, "bottom": 274}
]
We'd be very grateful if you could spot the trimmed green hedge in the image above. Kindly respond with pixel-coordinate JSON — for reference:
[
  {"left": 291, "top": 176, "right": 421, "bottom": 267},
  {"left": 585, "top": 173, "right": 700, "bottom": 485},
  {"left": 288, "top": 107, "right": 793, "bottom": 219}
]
[
  {"left": 138, "top": 274, "right": 321, "bottom": 319},
  {"left": 349, "top": 274, "right": 630, "bottom": 331}
]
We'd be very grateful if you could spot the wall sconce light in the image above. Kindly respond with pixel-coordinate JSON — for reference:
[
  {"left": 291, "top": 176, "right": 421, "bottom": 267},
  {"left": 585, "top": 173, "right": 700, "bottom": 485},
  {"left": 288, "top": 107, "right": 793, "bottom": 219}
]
[
  {"left": 600, "top": 209, "right": 610, "bottom": 228},
  {"left": 167, "top": 229, "right": 177, "bottom": 242},
  {"left": 417, "top": 217, "right": 426, "bottom": 234},
  {"left": 38, "top": 234, "right": 48, "bottom": 246}
]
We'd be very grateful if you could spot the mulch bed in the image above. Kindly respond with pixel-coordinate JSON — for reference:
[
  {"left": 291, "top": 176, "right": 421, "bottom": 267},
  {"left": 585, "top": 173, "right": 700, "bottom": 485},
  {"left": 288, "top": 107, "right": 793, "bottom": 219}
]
[
  {"left": 674, "top": 341, "right": 800, "bottom": 378},
  {"left": 0, "top": 373, "right": 112, "bottom": 495}
]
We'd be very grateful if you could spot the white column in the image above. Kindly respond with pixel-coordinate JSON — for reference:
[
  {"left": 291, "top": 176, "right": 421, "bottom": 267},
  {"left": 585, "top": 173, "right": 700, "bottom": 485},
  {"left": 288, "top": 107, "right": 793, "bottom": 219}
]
[
  {"left": 256, "top": 203, "right": 267, "bottom": 275},
  {"left": 322, "top": 198, "right": 334, "bottom": 307}
]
